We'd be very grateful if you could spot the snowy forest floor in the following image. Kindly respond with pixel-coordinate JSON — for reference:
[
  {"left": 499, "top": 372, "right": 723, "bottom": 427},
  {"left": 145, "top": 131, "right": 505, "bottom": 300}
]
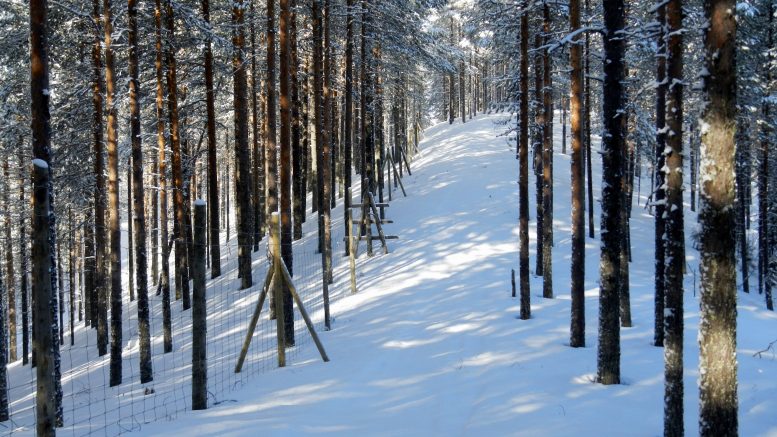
[
  {"left": 139, "top": 113, "right": 777, "bottom": 436},
  {"left": 142, "top": 115, "right": 777, "bottom": 436},
  {"left": 7, "top": 113, "right": 776, "bottom": 436}
]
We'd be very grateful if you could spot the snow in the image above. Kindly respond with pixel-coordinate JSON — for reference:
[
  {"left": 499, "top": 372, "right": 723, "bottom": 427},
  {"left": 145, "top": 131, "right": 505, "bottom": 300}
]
[
  {"left": 32, "top": 158, "right": 48, "bottom": 169},
  {"left": 7, "top": 113, "right": 777, "bottom": 437},
  {"left": 193, "top": 199, "right": 206, "bottom": 207}
]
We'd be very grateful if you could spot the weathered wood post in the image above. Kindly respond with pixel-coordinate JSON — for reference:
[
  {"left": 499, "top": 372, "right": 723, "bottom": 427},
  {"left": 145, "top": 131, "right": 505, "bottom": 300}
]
[
  {"left": 271, "top": 213, "right": 286, "bottom": 367},
  {"left": 191, "top": 199, "right": 207, "bottom": 410},
  {"left": 32, "top": 160, "right": 55, "bottom": 436}
]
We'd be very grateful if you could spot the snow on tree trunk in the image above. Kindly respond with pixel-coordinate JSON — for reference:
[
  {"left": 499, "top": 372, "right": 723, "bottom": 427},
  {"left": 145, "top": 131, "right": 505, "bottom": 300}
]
[
  {"left": 698, "top": 0, "right": 739, "bottom": 434},
  {"left": 663, "top": 0, "right": 685, "bottom": 432},
  {"left": 596, "top": 0, "right": 625, "bottom": 386}
]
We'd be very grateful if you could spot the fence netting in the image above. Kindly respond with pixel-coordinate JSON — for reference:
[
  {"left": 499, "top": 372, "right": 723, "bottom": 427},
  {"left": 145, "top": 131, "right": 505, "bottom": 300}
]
[{"left": 2, "top": 202, "right": 361, "bottom": 436}]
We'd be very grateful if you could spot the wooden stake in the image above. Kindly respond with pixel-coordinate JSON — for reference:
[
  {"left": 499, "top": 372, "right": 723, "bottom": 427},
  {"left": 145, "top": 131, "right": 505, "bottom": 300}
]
[
  {"left": 271, "top": 213, "right": 286, "bottom": 367},
  {"left": 191, "top": 200, "right": 207, "bottom": 410},
  {"left": 278, "top": 260, "right": 329, "bottom": 362},
  {"left": 234, "top": 267, "right": 275, "bottom": 373}
]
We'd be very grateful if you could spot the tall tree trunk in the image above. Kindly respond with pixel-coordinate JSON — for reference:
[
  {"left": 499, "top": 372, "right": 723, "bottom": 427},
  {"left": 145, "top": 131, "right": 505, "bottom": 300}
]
[
  {"left": 30, "top": 0, "right": 63, "bottom": 421},
  {"left": 154, "top": 0, "right": 172, "bottom": 353},
  {"left": 165, "top": 0, "right": 191, "bottom": 310},
  {"left": 266, "top": 0, "right": 279, "bottom": 225},
  {"left": 291, "top": 1, "right": 304, "bottom": 240},
  {"left": 128, "top": 0, "right": 152, "bottom": 383},
  {"left": 280, "top": 0, "right": 296, "bottom": 344},
  {"left": 127, "top": 164, "right": 134, "bottom": 302},
  {"left": 202, "top": 0, "right": 221, "bottom": 278},
  {"left": 542, "top": 1, "right": 553, "bottom": 299},
  {"left": 596, "top": 0, "right": 625, "bottom": 385},
  {"left": 654, "top": 3, "right": 667, "bottom": 347},
  {"left": 517, "top": 4, "right": 530, "bottom": 320},
  {"left": 3, "top": 162, "right": 17, "bottom": 361},
  {"left": 91, "top": 0, "right": 108, "bottom": 355},
  {"left": 534, "top": 29, "right": 544, "bottom": 279},
  {"left": 233, "top": 0, "right": 254, "bottom": 290},
  {"left": 569, "top": 0, "right": 586, "bottom": 347},
  {"left": 663, "top": 0, "right": 685, "bottom": 432},
  {"left": 103, "top": 0, "right": 123, "bottom": 388},
  {"left": 698, "top": 0, "right": 738, "bottom": 432},
  {"left": 19, "top": 159, "right": 30, "bottom": 365},
  {"left": 584, "top": 0, "right": 594, "bottom": 239},
  {"left": 251, "top": 0, "right": 263, "bottom": 252},
  {"left": 759, "top": 2, "right": 773, "bottom": 310}
]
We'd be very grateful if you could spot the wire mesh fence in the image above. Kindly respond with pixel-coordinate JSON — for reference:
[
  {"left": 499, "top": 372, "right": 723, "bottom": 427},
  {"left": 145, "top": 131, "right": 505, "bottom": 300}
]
[{"left": 2, "top": 204, "right": 353, "bottom": 436}]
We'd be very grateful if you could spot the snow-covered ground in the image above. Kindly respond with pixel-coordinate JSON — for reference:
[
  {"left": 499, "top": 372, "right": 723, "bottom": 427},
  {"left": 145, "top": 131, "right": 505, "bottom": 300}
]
[
  {"left": 139, "top": 113, "right": 777, "bottom": 436},
  {"left": 6, "top": 112, "right": 777, "bottom": 436}
]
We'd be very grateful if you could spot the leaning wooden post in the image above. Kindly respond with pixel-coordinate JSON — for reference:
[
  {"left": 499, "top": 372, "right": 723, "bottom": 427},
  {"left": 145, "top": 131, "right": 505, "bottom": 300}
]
[
  {"left": 191, "top": 200, "right": 207, "bottom": 410},
  {"left": 32, "top": 160, "right": 55, "bottom": 437},
  {"left": 270, "top": 213, "right": 286, "bottom": 367}
]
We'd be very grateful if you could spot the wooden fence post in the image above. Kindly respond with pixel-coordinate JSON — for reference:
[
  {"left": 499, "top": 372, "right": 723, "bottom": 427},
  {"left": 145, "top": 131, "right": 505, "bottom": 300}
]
[
  {"left": 271, "top": 213, "right": 286, "bottom": 367},
  {"left": 191, "top": 200, "right": 207, "bottom": 410},
  {"left": 32, "top": 160, "right": 55, "bottom": 437}
]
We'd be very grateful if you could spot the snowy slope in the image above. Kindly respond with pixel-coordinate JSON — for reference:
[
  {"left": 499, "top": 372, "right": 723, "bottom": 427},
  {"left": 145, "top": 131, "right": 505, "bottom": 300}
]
[{"left": 13, "top": 113, "right": 775, "bottom": 436}]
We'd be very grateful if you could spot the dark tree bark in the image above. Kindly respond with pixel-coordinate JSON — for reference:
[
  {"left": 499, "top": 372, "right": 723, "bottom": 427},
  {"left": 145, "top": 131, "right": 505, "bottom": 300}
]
[
  {"left": 164, "top": 0, "right": 191, "bottom": 310},
  {"left": 759, "top": 2, "right": 773, "bottom": 310},
  {"left": 518, "top": 3, "right": 530, "bottom": 320},
  {"left": 251, "top": 0, "right": 263, "bottom": 253},
  {"left": 291, "top": 2, "right": 304, "bottom": 241},
  {"left": 127, "top": 164, "right": 134, "bottom": 302},
  {"left": 266, "top": 0, "right": 279, "bottom": 225},
  {"left": 91, "top": 0, "right": 108, "bottom": 356},
  {"left": 3, "top": 162, "right": 17, "bottom": 362},
  {"left": 663, "top": 0, "right": 685, "bottom": 432},
  {"left": 654, "top": 3, "right": 667, "bottom": 348},
  {"left": 698, "top": 0, "right": 739, "bottom": 433},
  {"left": 31, "top": 161, "right": 55, "bottom": 436},
  {"left": 542, "top": 1, "right": 553, "bottom": 299},
  {"left": 596, "top": 0, "right": 625, "bottom": 385},
  {"left": 30, "top": 0, "right": 63, "bottom": 420},
  {"left": 569, "top": 0, "right": 586, "bottom": 347},
  {"left": 584, "top": 0, "right": 594, "bottom": 239},
  {"left": 103, "top": 0, "right": 123, "bottom": 387},
  {"left": 154, "top": 0, "right": 172, "bottom": 353},
  {"left": 128, "top": 0, "right": 152, "bottom": 383},
  {"left": 280, "top": 0, "right": 296, "bottom": 344},
  {"left": 233, "top": 0, "right": 254, "bottom": 290},
  {"left": 19, "top": 157, "right": 30, "bottom": 366},
  {"left": 202, "top": 0, "right": 221, "bottom": 278}
]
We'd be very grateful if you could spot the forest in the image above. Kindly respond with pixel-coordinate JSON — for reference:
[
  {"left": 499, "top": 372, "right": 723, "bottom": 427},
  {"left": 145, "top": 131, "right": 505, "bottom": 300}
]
[{"left": 0, "top": 0, "right": 775, "bottom": 435}]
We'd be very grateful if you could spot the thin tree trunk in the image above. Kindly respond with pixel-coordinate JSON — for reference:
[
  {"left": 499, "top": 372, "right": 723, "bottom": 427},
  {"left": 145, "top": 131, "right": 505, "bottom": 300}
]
[
  {"left": 569, "top": 0, "right": 586, "bottom": 347},
  {"left": 91, "top": 0, "right": 108, "bottom": 356},
  {"left": 280, "top": 0, "right": 296, "bottom": 344},
  {"left": 3, "top": 162, "right": 17, "bottom": 361},
  {"left": 19, "top": 158, "right": 30, "bottom": 365},
  {"left": 518, "top": 5, "right": 530, "bottom": 320},
  {"left": 203, "top": 0, "right": 221, "bottom": 277},
  {"left": 292, "top": 2, "right": 304, "bottom": 240},
  {"left": 266, "top": 0, "right": 279, "bottom": 225},
  {"left": 698, "top": 0, "right": 739, "bottom": 432},
  {"left": 165, "top": 0, "right": 191, "bottom": 310},
  {"left": 542, "top": 1, "right": 553, "bottom": 299},
  {"left": 103, "top": 0, "right": 123, "bottom": 387},
  {"left": 128, "top": 0, "right": 151, "bottom": 382},
  {"left": 654, "top": 3, "right": 667, "bottom": 348},
  {"left": 154, "top": 0, "right": 172, "bottom": 353},
  {"left": 233, "top": 0, "right": 254, "bottom": 290},
  {"left": 251, "top": 0, "right": 263, "bottom": 252},
  {"left": 663, "top": 0, "right": 685, "bottom": 431},
  {"left": 596, "top": 0, "right": 625, "bottom": 385},
  {"left": 584, "top": 0, "right": 594, "bottom": 239}
]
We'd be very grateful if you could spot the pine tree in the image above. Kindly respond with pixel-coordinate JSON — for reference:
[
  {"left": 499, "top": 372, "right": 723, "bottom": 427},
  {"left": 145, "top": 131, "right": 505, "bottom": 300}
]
[{"left": 698, "top": 0, "right": 738, "bottom": 433}]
